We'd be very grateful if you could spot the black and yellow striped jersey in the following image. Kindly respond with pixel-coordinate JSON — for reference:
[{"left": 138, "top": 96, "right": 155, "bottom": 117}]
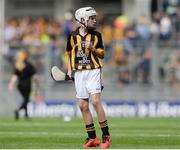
[{"left": 66, "top": 28, "right": 104, "bottom": 71}]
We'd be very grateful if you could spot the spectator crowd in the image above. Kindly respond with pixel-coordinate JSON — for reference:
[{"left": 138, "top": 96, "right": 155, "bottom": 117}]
[{"left": 3, "top": 1, "right": 180, "bottom": 85}]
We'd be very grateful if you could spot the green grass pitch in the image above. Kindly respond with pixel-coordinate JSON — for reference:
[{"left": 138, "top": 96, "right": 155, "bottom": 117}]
[{"left": 0, "top": 117, "right": 180, "bottom": 149}]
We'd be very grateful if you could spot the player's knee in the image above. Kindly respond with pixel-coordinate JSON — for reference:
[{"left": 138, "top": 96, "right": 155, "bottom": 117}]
[
  {"left": 92, "top": 99, "right": 100, "bottom": 108},
  {"left": 79, "top": 100, "right": 89, "bottom": 112},
  {"left": 79, "top": 104, "right": 89, "bottom": 112}
]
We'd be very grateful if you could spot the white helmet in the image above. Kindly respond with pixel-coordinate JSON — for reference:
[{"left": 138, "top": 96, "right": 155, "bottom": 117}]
[{"left": 75, "top": 7, "right": 97, "bottom": 24}]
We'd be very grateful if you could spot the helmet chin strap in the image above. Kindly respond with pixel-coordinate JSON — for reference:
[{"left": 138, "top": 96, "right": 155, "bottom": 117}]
[
  {"left": 76, "top": 19, "right": 96, "bottom": 31},
  {"left": 75, "top": 19, "right": 87, "bottom": 28}
]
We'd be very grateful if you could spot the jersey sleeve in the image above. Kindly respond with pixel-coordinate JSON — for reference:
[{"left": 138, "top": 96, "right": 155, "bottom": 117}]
[
  {"left": 95, "top": 32, "right": 104, "bottom": 59},
  {"left": 95, "top": 33, "right": 104, "bottom": 49},
  {"left": 65, "top": 34, "right": 72, "bottom": 56}
]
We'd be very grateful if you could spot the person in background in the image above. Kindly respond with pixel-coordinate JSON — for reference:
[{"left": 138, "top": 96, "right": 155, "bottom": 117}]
[{"left": 8, "top": 49, "right": 39, "bottom": 120}]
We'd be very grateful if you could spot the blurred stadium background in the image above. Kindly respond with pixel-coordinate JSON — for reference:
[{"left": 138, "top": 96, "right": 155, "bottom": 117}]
[{"left": 0, "top": 0, "right": 179, "bottom": 117}]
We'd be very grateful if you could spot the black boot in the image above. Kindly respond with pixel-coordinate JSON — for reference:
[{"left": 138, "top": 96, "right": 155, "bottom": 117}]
[{"left": 14, "top": 110, "right": 19, "bottom": 120}]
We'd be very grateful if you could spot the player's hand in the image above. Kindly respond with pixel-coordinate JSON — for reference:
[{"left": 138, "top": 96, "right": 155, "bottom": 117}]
[
  {"left": 67, "top": 70, "right": 74, "bottom": 81},
  {"left": 67, "top": 70, "right": 72, "bottom": 79},
  {"left": 8, "top": 83, "right": 14, "bottom": 94},
  {"left": 85, "top": 41, "right": 94, "bottom": 51}
]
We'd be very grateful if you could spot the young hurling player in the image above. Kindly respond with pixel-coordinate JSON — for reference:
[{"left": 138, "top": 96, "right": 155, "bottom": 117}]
[{"left": 66, "top": 7, "right": 111, "bottom": 148}]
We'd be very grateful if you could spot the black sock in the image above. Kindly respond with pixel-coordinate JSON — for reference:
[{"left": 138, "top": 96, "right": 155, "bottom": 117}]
[
  {"left": 86, "top": 123, "right": 96, "bottom": 139},
  {"left": 99, "top": 120, "right": 110, "bottom": 136}
]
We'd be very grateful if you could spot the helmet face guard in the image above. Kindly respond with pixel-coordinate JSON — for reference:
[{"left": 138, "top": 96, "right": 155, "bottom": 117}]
[{"left": 75, "top": 7, "right": 97, "bottom": 28}]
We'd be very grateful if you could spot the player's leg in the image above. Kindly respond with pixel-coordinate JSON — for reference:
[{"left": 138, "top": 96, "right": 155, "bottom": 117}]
[
  {"left": 78, "top": 98, "right": 100, "bottom": 148},
  {"left": 87, "top": 68, "right": 111, "bottom": 148},
  {"left": 91, "top": 93, "right": 106, "bottom": 122},
  {"left": 79, "top": 99, "right": 93, "bottom": 125},
  {"left": 75, "top": 70, "right": 100, "bottom": 147},
  {"left": 91, "top": 93, "right": 111, "bottom": 148}
]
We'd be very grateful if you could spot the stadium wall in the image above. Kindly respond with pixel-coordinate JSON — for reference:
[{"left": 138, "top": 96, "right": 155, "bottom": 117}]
[
  {"left": 123, "top": 0, "right": 151, "bottom": 22},
  {"left": 27, "top": 100, "right": 180, "bottom": 118}
]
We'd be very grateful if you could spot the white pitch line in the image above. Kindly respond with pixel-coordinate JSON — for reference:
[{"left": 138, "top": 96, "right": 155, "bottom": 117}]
[
  {"left": 0, "top": 131, "right": 180, "bottom": 137},
  {"left": 0, "top": 122, "right": 130, "bottom": 128},
  {"left": 0, "top": 131, "right": 83, "bottom": 137},
  {"left": 0, "top": 122, "right": 81, "bottom": 127}
]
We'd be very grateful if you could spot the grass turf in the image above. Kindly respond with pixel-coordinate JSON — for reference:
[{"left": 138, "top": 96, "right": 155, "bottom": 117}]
[{"left": 0, "top": 117, "right": 180, "bottom": 149}]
